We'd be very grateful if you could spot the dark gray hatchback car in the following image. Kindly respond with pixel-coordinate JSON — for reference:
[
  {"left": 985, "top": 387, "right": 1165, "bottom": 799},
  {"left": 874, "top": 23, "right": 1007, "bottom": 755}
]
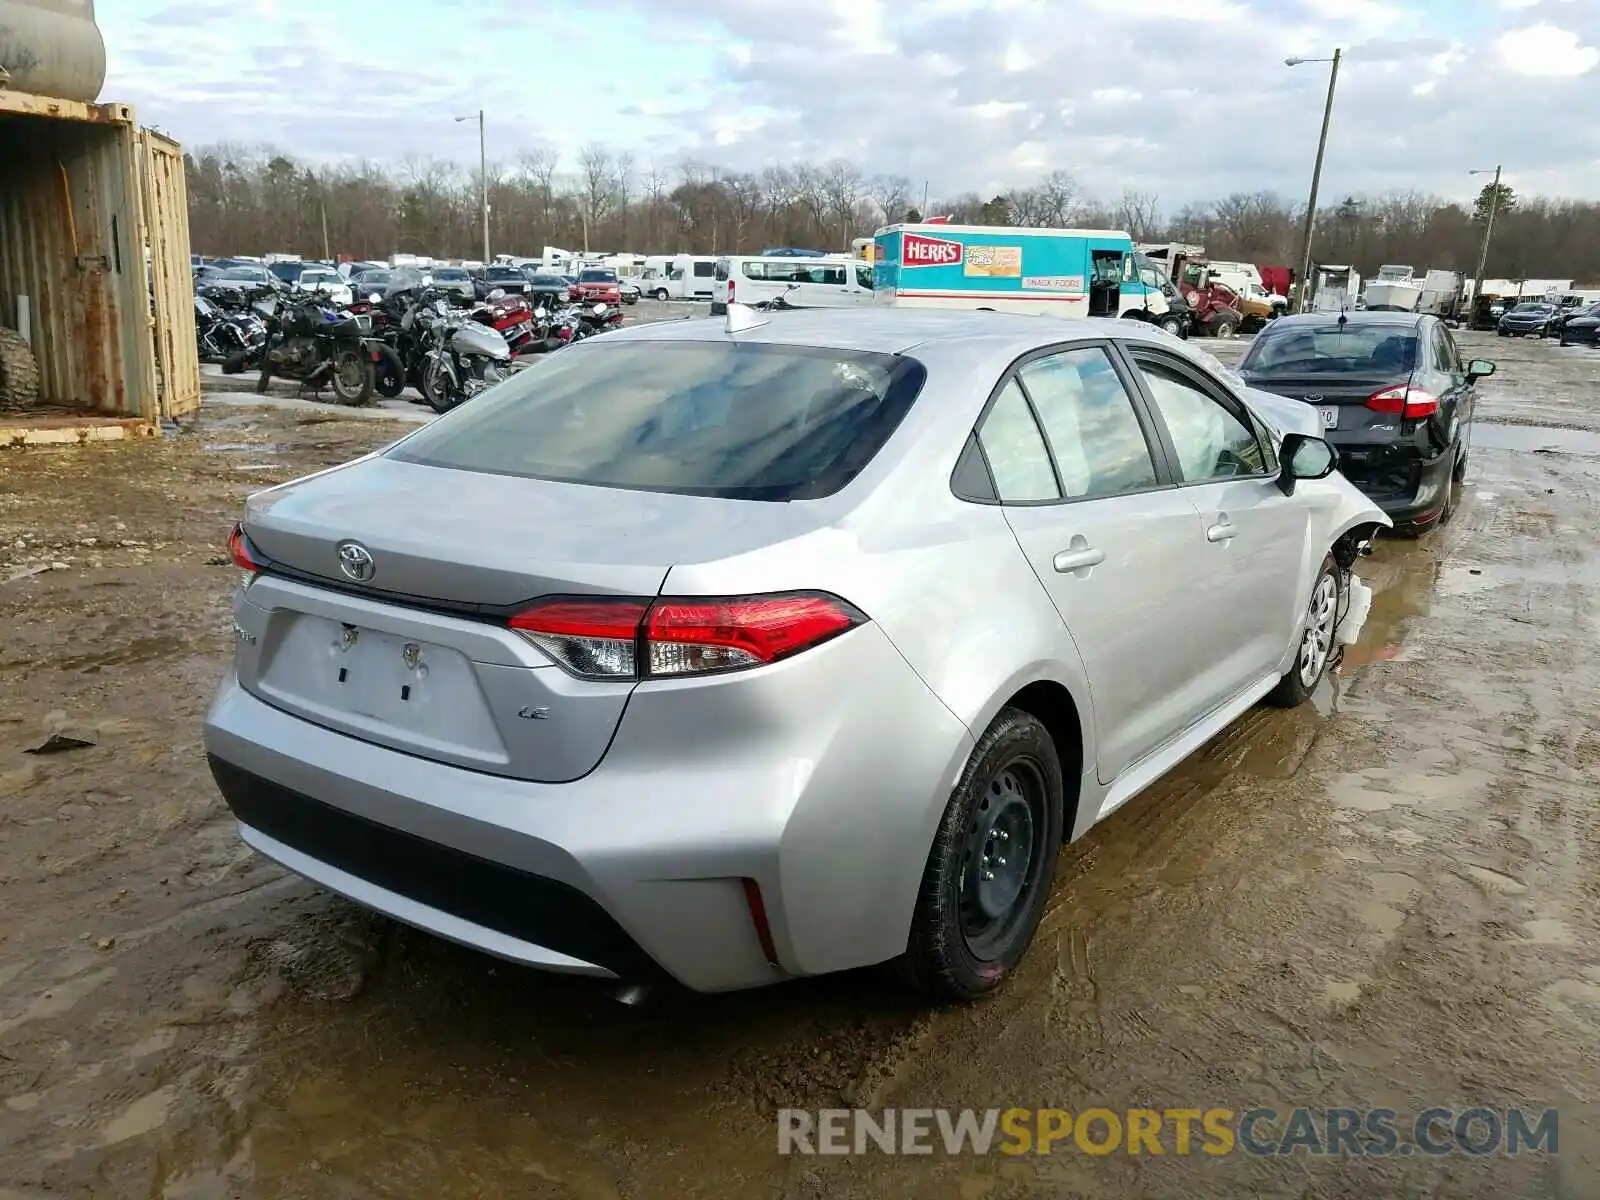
[{"left": 1238, "top": 312, "right": 1494, "bottom": 535}]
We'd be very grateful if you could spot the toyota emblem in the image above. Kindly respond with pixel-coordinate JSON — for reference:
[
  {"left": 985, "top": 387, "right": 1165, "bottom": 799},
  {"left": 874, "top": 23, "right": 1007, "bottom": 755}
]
[{"left": 337, "top": 540, "right": 376, "bottom": 582}]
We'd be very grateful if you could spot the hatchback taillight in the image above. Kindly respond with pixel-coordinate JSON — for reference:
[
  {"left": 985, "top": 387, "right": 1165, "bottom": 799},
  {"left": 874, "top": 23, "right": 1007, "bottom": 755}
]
[
  {"left": 508, "top": 592, "right": 865, "bottom": 680},
  {"left": 1366, "top": 386, "right": 1439, "bottom": 418}
]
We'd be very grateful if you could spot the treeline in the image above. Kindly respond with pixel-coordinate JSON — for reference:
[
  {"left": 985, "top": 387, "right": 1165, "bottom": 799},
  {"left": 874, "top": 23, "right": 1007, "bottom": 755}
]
[{"left": 183, "top": 143, "right": 1600, "bottom": 282}]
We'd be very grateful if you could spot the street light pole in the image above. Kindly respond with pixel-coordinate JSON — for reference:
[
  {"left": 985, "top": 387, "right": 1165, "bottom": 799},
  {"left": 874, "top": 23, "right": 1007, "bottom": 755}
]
[
  {"left": 1468, "top": 165, "right": 1503, "bottom": 330},
  {"left": 455, "top": 110, "right": 489, "bottom": 263},
  {"left": 1287, "top": 48, "right": 1341, "bottom": 312}
]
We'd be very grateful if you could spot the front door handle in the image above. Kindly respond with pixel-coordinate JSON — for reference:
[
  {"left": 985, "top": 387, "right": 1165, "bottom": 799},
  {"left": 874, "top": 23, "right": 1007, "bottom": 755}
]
[
  {"left": 1053, "top": 546, "right": 1106, "bottom": 572},
  {"left": 1206, "top": 521, "right": 1238, "bottom": 543}
]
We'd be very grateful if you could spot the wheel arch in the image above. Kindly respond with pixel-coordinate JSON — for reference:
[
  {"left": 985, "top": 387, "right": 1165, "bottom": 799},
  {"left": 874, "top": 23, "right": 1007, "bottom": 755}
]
[{"left": 967, "top": 671, "right": 1093, "bottom": 848}]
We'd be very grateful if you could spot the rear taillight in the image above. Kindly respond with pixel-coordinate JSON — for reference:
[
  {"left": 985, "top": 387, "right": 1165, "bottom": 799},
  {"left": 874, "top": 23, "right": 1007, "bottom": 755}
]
[
  {"left": 1366, "top": 386, "right": 1439, "bottom": 418},
  {"left": 228, "top": 524, "right": 263, "bottom": 588},
  {"left": 509, "top": 598, "right": 647, "bottom": 678},
  {"left": 508, "top": 592, "right": 865, "bottom": 680}
]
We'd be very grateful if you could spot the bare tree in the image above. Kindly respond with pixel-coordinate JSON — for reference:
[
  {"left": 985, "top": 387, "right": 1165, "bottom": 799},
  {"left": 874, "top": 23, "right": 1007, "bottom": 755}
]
[
  {"left": 577, "top": 143, "right": 614, "bottom": 245},
  {"left": 821, "top": 159, "right": 864, "bottom": 250},
  {"left": 1114, "top": 189, "right": 1163, "bottom": 241},
  {"left": 1034, "top": 170, "right": 1082, "bottom": 227},
  {"left": 866, "top": 173, "right": 912, "bottom": 225},
  {"left": 182, "top": 141, "right": 1600, "bottom": 283}
]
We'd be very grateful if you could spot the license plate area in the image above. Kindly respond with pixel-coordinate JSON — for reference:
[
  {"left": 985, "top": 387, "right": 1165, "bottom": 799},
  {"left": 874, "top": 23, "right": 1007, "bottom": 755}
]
[
  {"left": 256, "top": 613, "right": 508, "bottom": 761},
  {"left": 1321, "top": 406, "right": 1339, "bottom": 429}
]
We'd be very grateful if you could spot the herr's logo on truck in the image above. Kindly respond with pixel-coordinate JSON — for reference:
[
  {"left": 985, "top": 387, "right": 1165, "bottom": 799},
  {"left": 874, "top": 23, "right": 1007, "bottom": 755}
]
[{"left": 902, "top": 234, "right": 964, "bottom": 268}]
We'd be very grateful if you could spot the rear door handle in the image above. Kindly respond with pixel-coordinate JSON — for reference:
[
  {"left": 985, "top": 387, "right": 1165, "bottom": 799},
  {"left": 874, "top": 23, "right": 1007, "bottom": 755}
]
[
  {"left": 1206, "top": 521, "right": 1238, "bottom": 543},
  {"left": 1053, "top": 546, "right": 1106, "bottom": 572}
]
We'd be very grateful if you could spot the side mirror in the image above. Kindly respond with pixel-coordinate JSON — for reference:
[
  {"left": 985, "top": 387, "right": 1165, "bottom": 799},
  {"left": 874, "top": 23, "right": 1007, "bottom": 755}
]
[
  {"left": 534, "top": 306, "right": 548, "bottom": 319},
  {"left": 488, "top": 287, "right": 506, "bottom": 300},
  {"left": 369, "top": 293, "right": 382, "bottom": 304},
  {"left": 1277, "top": 433, "right": 1338, "bottom": 496},
  {"left": 592, "top": 303, "right": 608, "bottom": 316},
  {"left": 1466, "top": 358, "right": 1496, "bottom": 381}
]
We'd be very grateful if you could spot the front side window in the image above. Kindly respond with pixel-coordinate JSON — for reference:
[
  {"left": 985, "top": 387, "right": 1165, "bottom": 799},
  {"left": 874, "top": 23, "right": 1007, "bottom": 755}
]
[
  {"left": 1019, "top": 348, "right": 1157, "bottom": 500},
  {"left": 1132, "top": 356, "right": 1267, "bottom": 482},
  {"left": 977, "top": 381, "right": 1059, "bottom": 503},
  {"left": 856, "top": 264, "right": 875, "bottom": 290},
  {"left": 387, "top": 341, "right": 927, "bottom": 502}
]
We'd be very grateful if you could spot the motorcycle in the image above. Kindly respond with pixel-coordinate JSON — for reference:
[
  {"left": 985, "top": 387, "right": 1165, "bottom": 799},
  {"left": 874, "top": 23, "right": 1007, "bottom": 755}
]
[
  {"left": 194, "top": 291, "right": 266, "bottom": 364},
  {"left": 216, "top": 285, "right": 288, "bottom": 374},
  {"left": 576, "top": 301, "right": 624, "bottom": 339},
  {"left": 416, "top": 295, "right": 514, "bottom": 412},
  {"left": 255, "top": 290, "right": 382, "bottom": 406},
  {"left": 345, "top": 291, "right": 409, "bottom": 398},
  {"left": 470, "top": 288, "right": 541, "bottom": 356}
]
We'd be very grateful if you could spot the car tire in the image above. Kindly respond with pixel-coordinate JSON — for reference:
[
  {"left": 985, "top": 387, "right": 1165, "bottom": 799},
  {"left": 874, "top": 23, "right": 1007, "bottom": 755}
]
[
  {"left": 1210, "top": 318, "right": 1237, "bottom": 339},
  {"left": 900, "top": 707, "right": 1065, "bottom": 1002},
  {"left": 1453, "top": 444, "right": 1469, "bottom": 483},
  {"left": 1264, "top": 553, "right": 1341, "bottom": 709},
  {"left": 1157, "top": 314, "right": 1184, "bottom": 335},
  {"left": 653, "top": 289, "right": 669, "bottom": 302}
]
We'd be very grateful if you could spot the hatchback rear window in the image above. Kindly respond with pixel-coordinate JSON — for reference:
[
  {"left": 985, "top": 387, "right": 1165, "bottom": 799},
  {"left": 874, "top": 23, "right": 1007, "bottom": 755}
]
[
  {"left": 1240, "top": 324, "right": 1418, "bottom": 377},
  {"left": 387, "top": 341, "right": 927, "bottom": 501}
]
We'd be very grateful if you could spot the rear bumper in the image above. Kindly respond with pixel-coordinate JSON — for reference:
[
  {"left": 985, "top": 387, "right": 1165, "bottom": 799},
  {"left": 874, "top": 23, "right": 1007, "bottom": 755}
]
[
  {"left": 202, "top": 623, "right": 971, "bottom": 992},
  {"left": 1332, "top": 437, "right": 1454, "bottom": 528}
]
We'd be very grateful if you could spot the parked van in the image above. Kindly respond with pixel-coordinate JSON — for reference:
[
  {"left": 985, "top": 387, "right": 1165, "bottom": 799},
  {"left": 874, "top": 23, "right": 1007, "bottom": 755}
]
[
  {"left": 873, "top": 224, "right": 1168, "bottom": 320},
  {"left": 635, "top": 254, "right": 719, "bottom": 301},
  {"left": 711, "top": 254, "right": 875, "bottom": 314}
]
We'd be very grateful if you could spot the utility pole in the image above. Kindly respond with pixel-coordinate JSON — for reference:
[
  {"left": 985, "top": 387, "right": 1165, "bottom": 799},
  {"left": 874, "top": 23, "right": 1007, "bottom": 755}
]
[
  {"left": 1469, "top": 165, "right": 1503, "bottom": 330},
  {"left": 455, "top": 110, "right": 489, "bottom": 263},
  {"left": 921, "top": 180, "right": 929, "bottom": 220},
  {"left": 1287, "top": 48, "right": 1341, "bottom": 312},
  {"left": 320, "top": 199, "right": 330, "bottom": 261}
]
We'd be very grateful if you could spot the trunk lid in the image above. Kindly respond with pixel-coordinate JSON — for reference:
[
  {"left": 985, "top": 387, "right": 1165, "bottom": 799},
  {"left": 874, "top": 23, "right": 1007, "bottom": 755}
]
[
  {"left": 1238, "top": 372, "right": 1414, "bottom": 438},
  {"left": 235, "top": 456, "right": 833, "bottom": 782}
]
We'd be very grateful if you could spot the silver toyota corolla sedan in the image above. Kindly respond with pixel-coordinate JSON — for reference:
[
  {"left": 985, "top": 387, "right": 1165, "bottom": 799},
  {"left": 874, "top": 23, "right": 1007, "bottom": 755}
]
[{"left": 204, "top": 309, "right": 1389, "bottom": 1000}]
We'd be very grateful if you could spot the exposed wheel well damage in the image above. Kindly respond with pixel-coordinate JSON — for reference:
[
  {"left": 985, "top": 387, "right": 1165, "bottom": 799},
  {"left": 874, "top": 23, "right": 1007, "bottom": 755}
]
[
  {"left": 1333, "top": 522, "right": 1382, "bottom": 572},
  {"left": 1002, "top": 680, "right": 1084, "bottom": 842}
]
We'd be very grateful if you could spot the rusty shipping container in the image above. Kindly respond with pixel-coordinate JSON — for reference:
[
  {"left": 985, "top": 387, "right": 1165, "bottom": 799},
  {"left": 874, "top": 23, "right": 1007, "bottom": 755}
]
[{"left": 0, "top": 88, "right": 199, "bottom": 422}]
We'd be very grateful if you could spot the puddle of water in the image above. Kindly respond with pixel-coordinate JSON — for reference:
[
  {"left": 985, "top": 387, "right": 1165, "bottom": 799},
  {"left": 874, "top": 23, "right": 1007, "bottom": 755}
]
[
  {"left": 1473, "top": 424, "right": 1600, "bottom": 456},
  {"left": 204, "top": 442, "right": 286, "bottom": 454}
]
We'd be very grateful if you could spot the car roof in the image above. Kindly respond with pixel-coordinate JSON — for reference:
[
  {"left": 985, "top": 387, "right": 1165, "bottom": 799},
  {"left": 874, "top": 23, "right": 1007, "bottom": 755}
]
[
  {"left": 604, "top": 307, "right": 1204, "bottom": 358},
  {"left": 1267, "top": 311, "right": 1427, "bottom": 331}
]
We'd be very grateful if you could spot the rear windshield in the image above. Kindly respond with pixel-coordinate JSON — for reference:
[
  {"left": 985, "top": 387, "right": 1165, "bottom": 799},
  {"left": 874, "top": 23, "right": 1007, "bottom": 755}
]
[
  {"left": 387, "top": 341, "right": 927, "bottom": 501},
  {"left": 1240, "top": 324, "right": 1418, "bottom": 377},
  {"left": 1511, "top": 303, "right": 1553, "bottom": 314},
  {"left": 433, "top": 268, "right": 469, "bottom": 280},
  {"left": 530, "top": 274, "right": 566, "bottom": 285}
]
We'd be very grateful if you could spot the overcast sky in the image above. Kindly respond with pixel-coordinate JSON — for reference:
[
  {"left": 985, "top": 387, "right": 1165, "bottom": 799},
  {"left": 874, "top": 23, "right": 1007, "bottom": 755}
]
[{"left": 104, "top": 0, "right": 1600, "bottom": 208}]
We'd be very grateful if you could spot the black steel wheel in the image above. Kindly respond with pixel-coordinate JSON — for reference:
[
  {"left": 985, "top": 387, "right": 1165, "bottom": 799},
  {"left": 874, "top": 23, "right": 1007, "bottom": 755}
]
[{"left": 901, "top": 707, "right": 1064, "bottom": 1001}]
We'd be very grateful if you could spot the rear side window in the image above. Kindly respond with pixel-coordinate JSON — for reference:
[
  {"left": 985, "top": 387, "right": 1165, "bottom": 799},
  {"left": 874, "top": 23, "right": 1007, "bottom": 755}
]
[
  {"left": 693, "top": 261, "right": 716, "bottom": 277},
  {"left": 977, "top": 381, "right": 1060, "bottom": 503},
  {"left": 387, "top": 342, "right": 927, "bottom": 501}
]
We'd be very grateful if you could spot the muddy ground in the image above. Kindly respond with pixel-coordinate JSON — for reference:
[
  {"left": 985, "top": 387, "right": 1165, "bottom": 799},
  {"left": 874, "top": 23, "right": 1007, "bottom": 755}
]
[{"left": 1, "top": 331, "right": 1598, "bottom": 1198}]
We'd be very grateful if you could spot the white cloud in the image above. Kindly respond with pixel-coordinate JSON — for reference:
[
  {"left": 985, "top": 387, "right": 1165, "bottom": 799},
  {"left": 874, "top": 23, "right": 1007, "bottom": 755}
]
[
  {"left": 1494, "top": 22, "right": 1600, "bottom": 76},
  {"left": 102, "top": 0, "right": 1600, "bottom": 207}
]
